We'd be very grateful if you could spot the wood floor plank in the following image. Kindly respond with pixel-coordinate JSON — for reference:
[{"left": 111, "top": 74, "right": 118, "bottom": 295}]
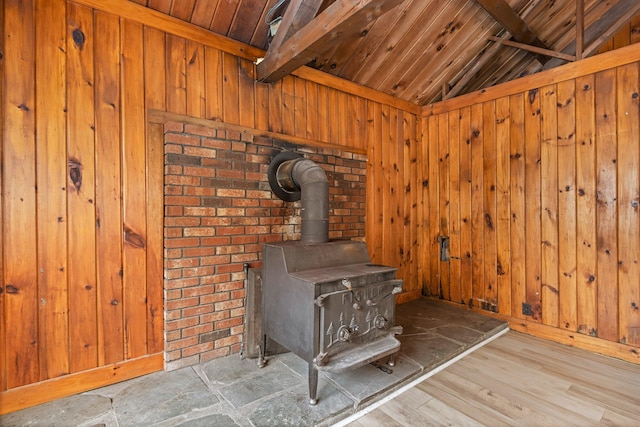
[{"left": 347, "top": 331, "right": 640, "bottom": 426}]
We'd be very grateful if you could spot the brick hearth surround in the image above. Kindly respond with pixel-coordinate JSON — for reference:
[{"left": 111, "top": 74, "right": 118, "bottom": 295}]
[{"left": 163, "top": 121, "right": 367, "bottom": 370}]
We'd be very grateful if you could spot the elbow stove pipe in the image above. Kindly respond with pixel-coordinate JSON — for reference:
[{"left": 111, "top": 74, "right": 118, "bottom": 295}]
[{"left": 268, "top": 152, "right": 329, "bottom": 243}]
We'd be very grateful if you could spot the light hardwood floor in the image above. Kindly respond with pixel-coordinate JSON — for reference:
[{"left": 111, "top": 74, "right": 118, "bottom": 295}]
[{"left": 347, "top": 331, "right": 640, "bottom": 426}]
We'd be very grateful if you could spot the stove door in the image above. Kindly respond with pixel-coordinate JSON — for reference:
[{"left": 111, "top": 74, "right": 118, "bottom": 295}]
[{"left": 314, "top": 279, "right": 402, "bottom": 371}]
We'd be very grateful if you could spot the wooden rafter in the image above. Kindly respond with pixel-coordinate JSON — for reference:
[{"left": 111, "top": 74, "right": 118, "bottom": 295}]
[
  {"left": 267, "top": 0, "right": 323, "bottom": 53},
  {"left": 257, "top": 0, "right": 403, "bottom": 82},
  {"left": 488, "top": 36, "right": 576, "bottom": 62},
  {"left": 474, "top": 0, "right": 549, "bottom": 64}
]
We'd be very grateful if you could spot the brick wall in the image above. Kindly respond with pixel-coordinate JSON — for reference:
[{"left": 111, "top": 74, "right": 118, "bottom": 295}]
[{"left": 162, "top": 121, "right": 367, "bottom": 369}]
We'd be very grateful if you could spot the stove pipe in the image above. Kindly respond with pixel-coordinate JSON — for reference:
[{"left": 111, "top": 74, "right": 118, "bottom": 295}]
[{"left": 268, "top": 152, "right": 329, "bottom": 243}]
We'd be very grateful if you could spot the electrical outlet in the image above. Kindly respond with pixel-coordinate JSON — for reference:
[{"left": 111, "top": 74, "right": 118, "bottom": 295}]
[{"left": 522, "top": 302, "right": 533, "bottom": 316}]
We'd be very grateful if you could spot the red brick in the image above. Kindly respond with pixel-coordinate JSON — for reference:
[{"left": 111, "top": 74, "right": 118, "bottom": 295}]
[
  {"left": 182, "top": 266, "right": 215, "bottom": 278},
  {"left": 181, "top": 323, "right": 213, "bottom": 338},
  {"left": 164, "top": 237, "right": 200, "bottom": 248},
  {"left": 231, "top": 253, "right": 258, "bottom": 263},
  {"left": 182, "top": 342, "right": 214, "bottom": 358},
  {"left": 232, "top": 198, "right": 259, "bottom": 207},
  {"left": 245, "top": 225, "right": 270, "bottom": 234},
  {"left": 165, "top": 309, "right": 182, "bottom": 321},
  {"left": 200, "top": 291, "right": 230, "bottom": 304},
  {"left": 165, "top": 195, "right": 201, "bottom": 206},
  {"left": 165, "top": 175, "right": 201, "bottom": 186},
  {"left": 183, "top": 247, "right": 216, "bottom": 257},
  {"left": 200, "top": 237, "right": 231, "bottom": 247},
  {"left": 183, "top": 166, "right": 216, "bottom": 177},
  {"left": 231, "top": 217, "right": 259, "bottom": 226},
  {"left": 165, "top": 185, "right": 183, "bottom": 195},
  {"left": 166, "top": 297, "right": 200, "bottom": 310},
  {"left": 165, "top": 228, "right": 183, "bottom": 238},
  {"left": 165, "top": 269, "right": 182, "bottom": 280},
  {"left": 216, "top": 208, "right": 245, "bottom": 217},
  {"left": 216, "top": 245, "right": 244, "bottom": 255},
  {"left": 230, "top": 307, "right": 245, "bottom": 318},
  {"left": 165, "top": 133, "right": 201, "bottom": 146},
  {"left": 231, "top": 141, "right": 246, "bottom": 151},
  {"left": 182, "top": 304, "right": 214, "bottom": 318},
  {"left": 217, "top": 226, "right": 245, "bottom": 236},
  {"left": 216, "top": 263, "right": 244, "bottom": 274},
  {"left": 214, "top": 334, "right": 241, "bottom": 349},
  {"left": 166, "top": 317, "right": 200, "bottom": 332},
  {"left": 214, "top": 299, "right": 243, "bottom": 311},
  {"left": 201, "top": 217, "right": 232, "bottom": 226},
  {"left": 166, "top": 336, "right": 199, "bottom": 351},
  {"left": 202, "top": 138, "right": 231, "bottom": 150},
  {"left": 200, "top": 311, "right": 229, "bottom": 323},
  {"left": 231, "top": 289, "right": 246, "bottom": 300},
  {"left": 184, "top": 207, "right": 217, "bottom": 217},
  {"left": 217, "top": 188, "right": 245, "bottom": 198},
  {"left": 183, "top": 186, "right": 216, "bottom": 196},
  {"left": 200, "top": 255, "right": 232, "bottom": 265},
  {"left": 165, "top": 277, "right": 200, "bottom": 290},
  {"left": 165, "top": 165, "right": 183, "bottom": 175},
  {"left": 184, "top": 146, "right": 217, "bottom": 158},
  {"left": 226, "top": 130, "right": 241, "bottom": 140},
  {"left": 181, "top": 285, "right": 215, "bottom": 297},
  {"left": 214, "top": 316, "right": 243, "bottom": 330},
  {"left": 164, "top": 206, "right": 184, "bottom": 217},
  {"left": 217, "top": 169, "right": 244, "bottom": 179},
  {"left": 165, "top": 289, "right": 182, "bottom": 300},
  {"left": 258, "top": 234, "right": 282, "bottom": 243},
  {"left": 216, "top": 281, "right": 243, "bottom": 292},
  {"left": 246, "top": 190, "right": 272, "bottom": 199},
  {"left": 200, "top": 274, "right": 231, "bottom": 285},
  {"left": 245, "top": 172, "right": 268, "bottom": 181},
  {"left": 166, "top": 349, "right": 182, "bottom": 362},
  {"left": 164, "top": 248, "right": 183, "bottom": 259},
  {"left": 164, "top": 217, "right": 200, "bottom": 227},
  {"left": 184, "top": 124, "right": 216, "bottom": 137},
  {"left": 183, "top": 227, "right": 216, "bottom": 237}
]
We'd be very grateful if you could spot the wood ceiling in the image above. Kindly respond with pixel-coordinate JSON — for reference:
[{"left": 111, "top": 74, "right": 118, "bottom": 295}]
[{"left": 128, "top": 0, "right": 640, "bottom": 106}]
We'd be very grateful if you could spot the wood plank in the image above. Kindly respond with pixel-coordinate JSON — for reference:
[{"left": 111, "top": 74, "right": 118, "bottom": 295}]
[
  {"left": 427, "top": 115, "right": 440, "bottom": 297},
  {"left": 540, "top": 84, "right": 559, "bottom": 328},
  {"left": 328, "top": 88, "right": 340, "bottom": 146},
  {"left": 144, "top": 27, "right": 167, "bottom": 112},
  {"left": 0, "top": 0, "right": 5, "bottom": 392},
  {"left": 339, "top": 92, "right": 349, "bottom": 147},
  {"left": 267, "top": 79, "right": 283, "bottom": 133},
  {"left": 575, "top": 74, "right": 598, "bottom": 337},
  {"left": 121, "top": 19, "right": 148, "bottom": 360},
  {"left": 495, "top": 96, "right": 511, "bottom": 316},
  {"left": 0, "top": 353, "right": 163, "bottom": 415},
  {"left": 509, "top": 93, "right": 526, "bottom": 319},
  {"left": 94, "top": 10, "right": 124, "bottom": 366},
  {"left": 365, "top": 100, "right": 378, "bottom": 260},
  {"left": 281, "top": 75, "right": 296, "bottom": 136},
  {"left": 165, "top": 34, "right": 187, "bottom": 115},
  {"left": 3, "top": 0, "right": 39, "bottom": 389},
  {"left": 257, "top": 0, "right": 403, "bottom": 82},
  {"left": 594, "top": 69, "right": 618, "bottom": 342},
  {"left": 146, "top": 123, "right": 164, "bottom": 354},
  {"left": 482, "top": 101, "right": 497, "bottom": 309},
  {"left": 393, "top": 109, "right": 404, "bottom": 271},
  {"left": 524, "top": 88, "right": 542, "bottom": 321},
  {"left": 66, "top": 1, "right": 98, "bottom": 373},
  {"left": 425, "top": 43, "right": 640, "bottom": 116},
  {"left": 186, "top": 40, "right": 205, "bottom": 118},
  {"left": 305, "top": 81, "right": 319, "bottom": 141},
  {"left": 448, "top": 110, "right": 461, "bottom": 304},
  {"left": 382, "top": 105, "right": 393, "bottom": 267},
  {"left": 238, "top": 58, "right": 256, "bottom": 128},
  {"left": 255, "top": 81, "right": 269, "bottom": 132},
  {"left": 35, "top": 0, "right": 69, "bottom": 381},
  {"left": 222, "top": 52, "right": 240, "bottom": 125},
  {"left": 371, "top": 102, "right": 384, "bottom": 262},
  {"left": 458, "top": 107, "right": 472, "bottom": 305},
  {"left": 417, "top": 116, "right": 428, "bottom": 295},
  {"left": 316, "top": 84, "right": 330, "bottom": 143},
  {"left": 294, "top": 77, "right": 307, "bottom": 139},
  {"left": 438, "top": 113, "right": 450, "bottom": 300},
  {"left": 470, "top": 104, "right": 484, "bottom": 304},
  {"left": 204, "top": 46, "right": 223, "bottom": 121},
  {"left": 557, "top": 79, "right": 577, "bottom": 331},
  {"left": 406, "top": 112, "right": 419, "bottom": 296},
  {"left": 616, "top": 62, "right": 640, "bottom": 346}
]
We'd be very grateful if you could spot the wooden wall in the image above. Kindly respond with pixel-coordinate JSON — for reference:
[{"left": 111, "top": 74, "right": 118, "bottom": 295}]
[
  {"left": 0, "top": 0, "right": 420, "bottom": 411},
  {"left": 422, "top": 43, "right": 640, "bottom": 363}
]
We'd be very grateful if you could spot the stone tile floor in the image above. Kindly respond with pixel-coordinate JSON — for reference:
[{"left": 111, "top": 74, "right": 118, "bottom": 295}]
[{"left": 1, "top": 298, "right": 507, "bottom": 427}]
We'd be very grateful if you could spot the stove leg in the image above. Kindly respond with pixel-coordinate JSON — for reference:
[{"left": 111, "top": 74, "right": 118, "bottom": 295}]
[
  {"left": 257, "top": 334, "right": 267, "bottom": 368},
  {"left": 388, "top": 353, "right": 395, "bottom": 367},
  {"left": 309, "top": 364, "right": 318, "bottom": 405}
]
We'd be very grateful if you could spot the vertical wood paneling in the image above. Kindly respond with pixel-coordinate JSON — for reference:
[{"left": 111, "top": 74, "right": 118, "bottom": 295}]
[
  {"left": 495, "top": 96, "right": 511, "bottom": 316},
  {"left": 294, "top": 77, "right": 307, "bottom": 139},
  {"left": 186, "top": 40, "right": 205, "bottom": 118},
  {"left": 121, "top": 19, "right": 148, "bottom": 360},
  {"left": 382, "top": 105, "right": 393, "bottom": 268},
  {"left": 438, "top": 113, "right": 450, "bottom": 300},
  {"left": 470, "top": 104, "right": 484, "bottom": 303},
  {"left": 328, "top": 88, "right": 340, "bottom": 143},
  {"left": 427, "top": 115, "right": 440, "bottom": 297},
  {"left": 557, "top": 79, "right": 577, "bottom": 331},
  {"left": 306, "top": 81, "right": 319, "bottom": 140},
  {"left": 417, "top": 117, "right": 429, "bottom": 294},
  {"left": 204, "top": 46, "right": 223, "bottom": 121},
  {"left": 370, "top": 102, "right": 384, "bottom": 262},
  {"left": 281, "top": 76, "right": 295, "bottom": 136},
  {"left": 509, "top": 93, "right": 526, "bottom": 319},
  {"left": 165, "top": 34, "right": 186, "bottom": 115},
  {"left": 482, "top": 101, "right": 497, "bottom": 308},
  {"left": 267, "top": 79, "right": 282, "bottom": 133},
  {"left": 407, "top": 112, "right": 418, "bottom": 298},
  {"left": 317, "top": 85, "right": 329, "bottom": 143},
  {"left": 575, "top": 74, "right": 598, "bottom": 337},
  {"left": 238, "top": 58, "right": 255, "bottom": 128},
  {"left": 144, "top": 27, "right": 166, "bottom": 111},
  {"left": 94, "top": 11, "right": 124, "bottom": 365},
  {"left": 0, "top": 0, "right": 6, "bottom": 392},
  {"left": 616, "top": 62, "right": 640, "bottom": 346},
  {"left": 458, "top": 107, "right": 472, "bottom": 305},
  {"left": 255, "top": 81, "right": 269, "bottom": 131},
  {"left": 222, "top": 52, "right": 239, "bottom": 125},
  {"left": 595, "top": 69, "right": 619, "bottom": 342},
  {"left": 67, "top": 2, "right": 98, "bottom": 372},
  {"left": 540, "top": 84, "right": 559, "bottom": 328},
  {"left": 448, "top": 110, "right": 461, "bottom": 304},
  {"left": 524, "top": 88, "right": 542, "bottom": 321},
  {"left": 4, "top": 0, "right": 39, "bottom": 389},
  {"left": 35, "top": 0, "right": 69, "bottom": 380}
]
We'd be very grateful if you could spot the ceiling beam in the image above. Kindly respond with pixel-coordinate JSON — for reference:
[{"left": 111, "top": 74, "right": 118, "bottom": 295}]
[
  {"left": 267, "top": 0, "right": 324, "bottom": 53},
  {"left": 474, "top": 0, "right": 549, "bottom": 63},
  {"left": 488, "top": 36, "right": 576, "bottom": 62},
  {"left": 257, "top": 0, "right": 403, "bottom": 82},
  {"left": 542, "top": 0, "right": 640, "bottom": 70},
  {"left": 576, "top": 0, "right": 584, "bottom": 60}
]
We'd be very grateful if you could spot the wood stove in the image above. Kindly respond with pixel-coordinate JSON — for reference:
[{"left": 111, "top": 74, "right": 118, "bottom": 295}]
[{"left": 259, "top": 152, "right": 403, "bottom": 405}]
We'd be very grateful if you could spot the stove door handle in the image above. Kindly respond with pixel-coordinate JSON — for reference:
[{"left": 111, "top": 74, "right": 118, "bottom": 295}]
[{"left": 314, "top": 289, "right": 351, "bottom": 307}]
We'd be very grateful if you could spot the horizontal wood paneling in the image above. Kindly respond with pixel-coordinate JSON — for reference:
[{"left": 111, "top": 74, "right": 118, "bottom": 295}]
[{"left": 421, "top": 44, "right": 640, "bottom": 362}]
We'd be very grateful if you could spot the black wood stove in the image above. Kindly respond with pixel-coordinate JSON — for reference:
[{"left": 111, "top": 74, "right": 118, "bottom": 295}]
[{"left": 259, "top": 152, "right": 403, "bottom": 405}]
